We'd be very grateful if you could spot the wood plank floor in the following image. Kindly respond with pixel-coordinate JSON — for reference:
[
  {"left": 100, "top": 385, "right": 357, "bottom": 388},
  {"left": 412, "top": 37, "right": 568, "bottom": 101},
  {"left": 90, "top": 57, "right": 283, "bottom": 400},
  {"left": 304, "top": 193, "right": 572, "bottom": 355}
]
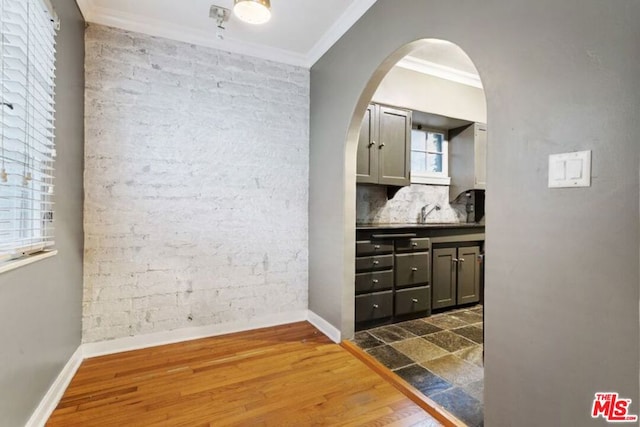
[{"left": 48, "top": 322, "right": 442, "bottom": 426}]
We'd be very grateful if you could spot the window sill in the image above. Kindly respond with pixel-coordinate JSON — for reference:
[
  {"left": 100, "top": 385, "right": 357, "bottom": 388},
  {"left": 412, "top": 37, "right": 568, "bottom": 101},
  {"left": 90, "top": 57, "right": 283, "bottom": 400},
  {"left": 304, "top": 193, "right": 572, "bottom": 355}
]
[
  {"left": 411, "top": 175, "right": 451, "bottom": 186},
  {"left": 0, "top": 250, "right": 58, "bottom": 275}
]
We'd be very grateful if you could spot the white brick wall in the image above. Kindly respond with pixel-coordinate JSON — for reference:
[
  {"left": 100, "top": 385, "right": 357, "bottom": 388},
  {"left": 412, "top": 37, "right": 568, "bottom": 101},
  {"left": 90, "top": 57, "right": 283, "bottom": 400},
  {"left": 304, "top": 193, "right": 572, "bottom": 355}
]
[{"left": 83, "top": 25, "right": 309, "bottom": 343}]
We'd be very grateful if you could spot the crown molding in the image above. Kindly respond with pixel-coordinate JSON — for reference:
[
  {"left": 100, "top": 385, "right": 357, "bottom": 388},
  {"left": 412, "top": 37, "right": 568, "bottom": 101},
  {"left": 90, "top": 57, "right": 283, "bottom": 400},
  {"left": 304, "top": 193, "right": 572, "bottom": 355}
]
[
  {"left": 396, "top": 56, "right": 483, "bottom": 89},
  {"left": 87, "top": 5, "right": 308, "bottom": 67},
  {"left": 306, "top": 0, "right": 378, "bottom": 66}
]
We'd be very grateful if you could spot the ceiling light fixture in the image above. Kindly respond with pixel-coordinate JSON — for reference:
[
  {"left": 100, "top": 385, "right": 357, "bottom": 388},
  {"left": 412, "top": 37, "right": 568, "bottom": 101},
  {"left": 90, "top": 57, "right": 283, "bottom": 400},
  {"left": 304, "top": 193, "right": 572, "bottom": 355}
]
[{"left": 233, "top": 0, "right": 271, "bottom": 25}]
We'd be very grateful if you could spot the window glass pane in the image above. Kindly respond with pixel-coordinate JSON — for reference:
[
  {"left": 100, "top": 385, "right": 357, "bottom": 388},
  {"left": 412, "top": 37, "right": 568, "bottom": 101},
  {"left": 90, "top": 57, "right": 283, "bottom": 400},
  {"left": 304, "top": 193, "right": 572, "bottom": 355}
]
[
  {"left": 411, "top": 130, "right": 426, "bottom": 152},
  {"left": 427, "top": 132, "right": 444, "bottom": 153},
  {"left": 411, "top": 151, "right": 426, "bottom": 173},
  {"left": 427, "top": 153, "right": 443, "bottom": 173}
]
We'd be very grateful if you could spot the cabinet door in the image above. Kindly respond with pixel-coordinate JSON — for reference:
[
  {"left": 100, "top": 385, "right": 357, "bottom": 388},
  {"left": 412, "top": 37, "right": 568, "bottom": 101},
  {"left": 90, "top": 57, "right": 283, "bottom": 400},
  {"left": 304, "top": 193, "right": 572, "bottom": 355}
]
[
  {"left": 474, "top": 124, "right": 487, "bottom": 190},
  {"left": 432, "top": 247, "right": 457, "bottom": 309},
  {"left": 378, "top": 106, "right": 411, "bottom": 186},
  {"left": 457, "top": 246, "right": 481, "bottom": 305},
  {"left": 356, "top": 104, "right": 378, "bottom": 184}
]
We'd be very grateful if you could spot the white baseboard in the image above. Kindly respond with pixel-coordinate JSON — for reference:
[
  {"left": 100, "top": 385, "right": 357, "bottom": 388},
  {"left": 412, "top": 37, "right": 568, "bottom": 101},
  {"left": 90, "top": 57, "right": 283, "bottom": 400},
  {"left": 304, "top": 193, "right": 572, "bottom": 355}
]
[
  {"left": 82, "top": 310, "right": 309, "bottom": 358},
  {"left": 25, "top": 345, "right": 83, "bottom": 427},
  {"left": 307, "top": 310, "right": 342, "bottom": 343}
]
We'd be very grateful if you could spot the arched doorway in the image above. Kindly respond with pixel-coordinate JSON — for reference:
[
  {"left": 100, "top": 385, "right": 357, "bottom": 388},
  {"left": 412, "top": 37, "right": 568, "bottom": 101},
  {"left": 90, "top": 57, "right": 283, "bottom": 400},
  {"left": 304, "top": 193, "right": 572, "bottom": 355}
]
[
  {"left": 347, "top": 39, "right": 487, "bottom": 425},
  {"left": 344, "top": 38, "right": 487, "bottom": 339}
]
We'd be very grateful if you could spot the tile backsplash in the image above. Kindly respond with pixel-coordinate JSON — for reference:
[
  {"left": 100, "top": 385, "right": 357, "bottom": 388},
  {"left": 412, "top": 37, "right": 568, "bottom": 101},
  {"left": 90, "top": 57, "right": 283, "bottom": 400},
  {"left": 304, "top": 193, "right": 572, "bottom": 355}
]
[{"left": 356, "top": 184, "right": 468, "bottom": 224}]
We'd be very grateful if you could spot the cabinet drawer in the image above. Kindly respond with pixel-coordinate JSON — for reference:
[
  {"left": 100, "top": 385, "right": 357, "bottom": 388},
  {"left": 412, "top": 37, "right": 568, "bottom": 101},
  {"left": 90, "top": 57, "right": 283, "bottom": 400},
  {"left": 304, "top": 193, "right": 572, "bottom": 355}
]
[
  {"left": 355, "top": 291, "right": 393, "bottom": 323},
  {"left": 356, "top": 241, "right": 394, "bottom": 256},
  {"left": 395, "top": 286, "right": 431, "bottom": 316},
  {"left": 395, "top": 253, "right": 430, "bottom": 287},
  {"left": 395, "top": 237, "right": 430, "bottom": 253},
  {"left": 355, "top": 270, "right": 393, "bottom": 294},
  {"left": 355, "top": 254, "right": 393, "bottom": 272}
]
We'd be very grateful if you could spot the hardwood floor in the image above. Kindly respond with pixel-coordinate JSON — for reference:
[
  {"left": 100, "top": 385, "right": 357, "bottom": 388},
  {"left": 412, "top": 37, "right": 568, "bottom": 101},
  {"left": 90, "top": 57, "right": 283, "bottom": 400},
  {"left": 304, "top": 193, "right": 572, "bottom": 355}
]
[{"left": 48, "top": 322, "right": 442, "bottom": 426}]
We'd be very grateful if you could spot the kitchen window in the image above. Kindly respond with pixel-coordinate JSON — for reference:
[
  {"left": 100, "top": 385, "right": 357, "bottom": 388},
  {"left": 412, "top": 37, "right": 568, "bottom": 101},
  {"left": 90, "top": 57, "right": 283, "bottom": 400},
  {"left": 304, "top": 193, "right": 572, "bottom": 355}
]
[
  {"left": 410, "top": 128, "right": 451, "bottom": 185},
  {"left": 0, "top": 0, "right": 58, "bottom": 269}
]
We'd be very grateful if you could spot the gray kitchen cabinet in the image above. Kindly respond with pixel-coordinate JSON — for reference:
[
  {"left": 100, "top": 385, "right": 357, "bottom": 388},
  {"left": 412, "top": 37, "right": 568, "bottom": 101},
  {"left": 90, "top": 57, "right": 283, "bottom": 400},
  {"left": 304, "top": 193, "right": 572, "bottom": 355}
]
[
  {"left": 457, "top": 246, "right": 481, "bottom": 305},
  {"left": 355, "top": 224, "right": 485, "bottom": 330},
  {"left": 356, "top": 104, "right": 378, "bottom": 184},
  {"left": 355, "top": 270, "right": 393, "bottom": 294},
  {"left": 355, "top": 254, "right": 393, "bottom": 272},
  {"left": 474, "top": 123, "right": 487, "bottom": 189},
  {"left": 432, "top": 247, "right": 457, "bottom": 309},
  {"left": 432, "top": 245, "right": 481, "bottom": 309},
  {"left": 378, "top": 106, "right": 411, "bottom": 186},
  {"left": 395, "top": 286, "right": 431, "bottom": 316},
  {"left": 354, "top": 232, "right": 430, "bottom": 329},
  {"left": 395, "top": 252, "right": 430, "bottom": 288},
  {"left": 449, "top": 122, "right": 487, "bottom": 199},
  {"left": 356, "top": 104, "right": 411, "bottom": 187},
  {"left": 355, "top": 291, "right": 393, "bottom": 322}
]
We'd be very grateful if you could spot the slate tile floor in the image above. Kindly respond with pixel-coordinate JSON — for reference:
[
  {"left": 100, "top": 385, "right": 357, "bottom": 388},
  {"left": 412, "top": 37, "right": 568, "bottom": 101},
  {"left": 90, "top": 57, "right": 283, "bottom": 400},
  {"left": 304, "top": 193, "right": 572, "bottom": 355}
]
[{"left": 353, "top": 305, "right": 484, "bottom": 427}]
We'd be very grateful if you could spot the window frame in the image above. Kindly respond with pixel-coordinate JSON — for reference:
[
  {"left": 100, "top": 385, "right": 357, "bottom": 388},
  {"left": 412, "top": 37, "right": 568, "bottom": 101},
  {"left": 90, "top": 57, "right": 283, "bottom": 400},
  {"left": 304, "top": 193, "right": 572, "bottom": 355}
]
[
  {"left": 410, "top": 127, "right": 451, "bottom": 186},
  {"left": 0, "top": 0, "right": 59, "bottom": 271}
]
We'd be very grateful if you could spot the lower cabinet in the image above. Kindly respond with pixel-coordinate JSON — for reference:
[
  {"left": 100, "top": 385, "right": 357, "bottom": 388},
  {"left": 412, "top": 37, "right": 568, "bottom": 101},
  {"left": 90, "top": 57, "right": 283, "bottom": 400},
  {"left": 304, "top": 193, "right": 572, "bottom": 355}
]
[
  {"left": 395, "top": 286, "right": 431, "bottom": 315},
  {"left": 355, "top": 235, "right": 431, "bottom": 329},
  {"left": 432, "top": 245, "right": 481, "bottom": 309},
  {"left": 355, "top": 291, "right": 393, "bottom": 323},
  {"left": 355, "top": 226, "right": 485, "bottom": 329}
]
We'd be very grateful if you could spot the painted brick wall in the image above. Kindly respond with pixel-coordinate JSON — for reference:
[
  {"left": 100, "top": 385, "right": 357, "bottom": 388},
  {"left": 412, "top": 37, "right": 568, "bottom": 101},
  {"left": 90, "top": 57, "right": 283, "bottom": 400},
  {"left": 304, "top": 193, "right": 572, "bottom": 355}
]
[{"left": 83, "top": 25, "right": 309, "bottom": 343}]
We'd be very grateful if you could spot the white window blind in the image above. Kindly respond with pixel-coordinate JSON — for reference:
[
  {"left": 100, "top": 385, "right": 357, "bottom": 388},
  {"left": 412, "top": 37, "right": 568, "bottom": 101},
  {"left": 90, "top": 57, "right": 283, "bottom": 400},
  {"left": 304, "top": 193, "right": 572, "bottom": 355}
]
[{"left": 0, "top": 0, "right": 58, "bottom": 263}]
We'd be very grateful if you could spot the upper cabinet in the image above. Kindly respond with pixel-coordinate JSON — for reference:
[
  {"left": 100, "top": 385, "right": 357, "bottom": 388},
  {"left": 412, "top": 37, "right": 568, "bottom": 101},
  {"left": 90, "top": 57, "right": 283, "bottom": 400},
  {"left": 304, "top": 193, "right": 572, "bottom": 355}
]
[
  {"left": 356, "top": 104, "right": 411, "bottom": 187},
  {"left": 449, "top": 122, "right": 487, "bottom": 199}
]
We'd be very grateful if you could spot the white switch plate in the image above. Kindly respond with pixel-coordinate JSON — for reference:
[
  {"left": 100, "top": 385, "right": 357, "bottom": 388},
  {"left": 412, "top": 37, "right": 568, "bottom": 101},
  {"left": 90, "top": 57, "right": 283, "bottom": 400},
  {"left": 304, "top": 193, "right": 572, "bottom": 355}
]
[{"left": 548, "top": 150, "right": 591, "bottom": 188}]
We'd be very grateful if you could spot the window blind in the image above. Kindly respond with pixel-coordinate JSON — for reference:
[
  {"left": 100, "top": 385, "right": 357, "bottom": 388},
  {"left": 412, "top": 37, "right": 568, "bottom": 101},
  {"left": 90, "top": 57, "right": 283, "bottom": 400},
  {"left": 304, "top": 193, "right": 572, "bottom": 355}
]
[{"left": 0, "top": 0, "right": 58, "bottom": 262}]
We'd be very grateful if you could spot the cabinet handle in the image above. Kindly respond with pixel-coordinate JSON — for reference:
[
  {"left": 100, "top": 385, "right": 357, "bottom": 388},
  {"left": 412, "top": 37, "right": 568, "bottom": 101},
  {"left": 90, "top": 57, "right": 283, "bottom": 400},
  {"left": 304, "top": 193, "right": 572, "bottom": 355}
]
[
  {"left": 452, "top": 258, "right": 459, "bottom": 263},
  {"left": 459, "top": 258, "right": 465, "bottom": 263},
  {"left": 379, "top": 142, "right": 385, "bottom": 149},
  {"left": 412, "top": 298, "right": 419, "bottom": 303},
  {"left": 373, "top": 304, "right": 379, "bottom": 309},
  {"left": 374, "top": 245, "right": 380, "bottom": 249},
  {"left": 373, "top": 260, "right": 379, "bottom": 265},
  {"left": 411, "top": 267, "right": 418, "bottom": 272},
  {"left": 372, "top": 233, "right": 417, "bottom": 239},
  {"left": 411, "top": 242, "right": 418, "bottom": 247},
  {"left": 369, "top": 140, "right": 376, "bottom": 147},
  {"left": 372, "top": 279, "right": 379, "bottom": 284}
]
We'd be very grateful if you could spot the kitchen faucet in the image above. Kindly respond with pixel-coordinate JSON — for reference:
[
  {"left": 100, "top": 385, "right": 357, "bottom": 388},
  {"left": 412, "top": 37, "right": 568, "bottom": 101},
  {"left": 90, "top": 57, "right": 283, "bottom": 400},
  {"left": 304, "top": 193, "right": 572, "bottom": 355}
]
[{"left": 420, "top": 203, "right": 441, "bottom": 223}]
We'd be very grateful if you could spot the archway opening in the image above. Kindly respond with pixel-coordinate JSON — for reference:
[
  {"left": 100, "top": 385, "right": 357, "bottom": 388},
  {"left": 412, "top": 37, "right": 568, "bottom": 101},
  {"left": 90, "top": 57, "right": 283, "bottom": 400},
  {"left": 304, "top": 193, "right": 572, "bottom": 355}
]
[{"left": 344, "top": 38, "right": 487, "bottom": 426}]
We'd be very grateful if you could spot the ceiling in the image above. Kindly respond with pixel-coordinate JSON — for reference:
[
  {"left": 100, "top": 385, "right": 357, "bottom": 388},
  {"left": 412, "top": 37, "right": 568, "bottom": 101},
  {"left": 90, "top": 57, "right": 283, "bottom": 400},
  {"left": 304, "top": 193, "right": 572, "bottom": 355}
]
[
  {"left": 75, "top": 0, "right": 378, "bottom": 67},
  {"left": 74, "top": 0, "right": 482, "bottom": 87}
]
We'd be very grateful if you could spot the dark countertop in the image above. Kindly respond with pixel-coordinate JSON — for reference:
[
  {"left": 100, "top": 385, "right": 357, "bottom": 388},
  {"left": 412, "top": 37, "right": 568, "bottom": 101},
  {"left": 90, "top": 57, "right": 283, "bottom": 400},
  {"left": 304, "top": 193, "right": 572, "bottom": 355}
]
[{"left": 356, "top": 222, "right": 485, "bottom": 230}]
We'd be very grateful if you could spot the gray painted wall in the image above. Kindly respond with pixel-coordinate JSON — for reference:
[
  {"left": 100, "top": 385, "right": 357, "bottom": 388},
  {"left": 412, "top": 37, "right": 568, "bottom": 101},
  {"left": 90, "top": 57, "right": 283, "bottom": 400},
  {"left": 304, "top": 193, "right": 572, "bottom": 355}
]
[
  {"left": 309, "top": 0, "right": 640, "bottom": 425},
  {"left": 0, "top": 0, "right": 84, "bottom": 424}
]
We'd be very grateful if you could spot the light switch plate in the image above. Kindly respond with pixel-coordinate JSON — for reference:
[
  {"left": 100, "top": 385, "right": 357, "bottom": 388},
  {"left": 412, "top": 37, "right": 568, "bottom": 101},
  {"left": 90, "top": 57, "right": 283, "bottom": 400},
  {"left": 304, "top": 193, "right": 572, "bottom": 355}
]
[{"left": 548, "top": 150, "right": 591, "bottom": 188}]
